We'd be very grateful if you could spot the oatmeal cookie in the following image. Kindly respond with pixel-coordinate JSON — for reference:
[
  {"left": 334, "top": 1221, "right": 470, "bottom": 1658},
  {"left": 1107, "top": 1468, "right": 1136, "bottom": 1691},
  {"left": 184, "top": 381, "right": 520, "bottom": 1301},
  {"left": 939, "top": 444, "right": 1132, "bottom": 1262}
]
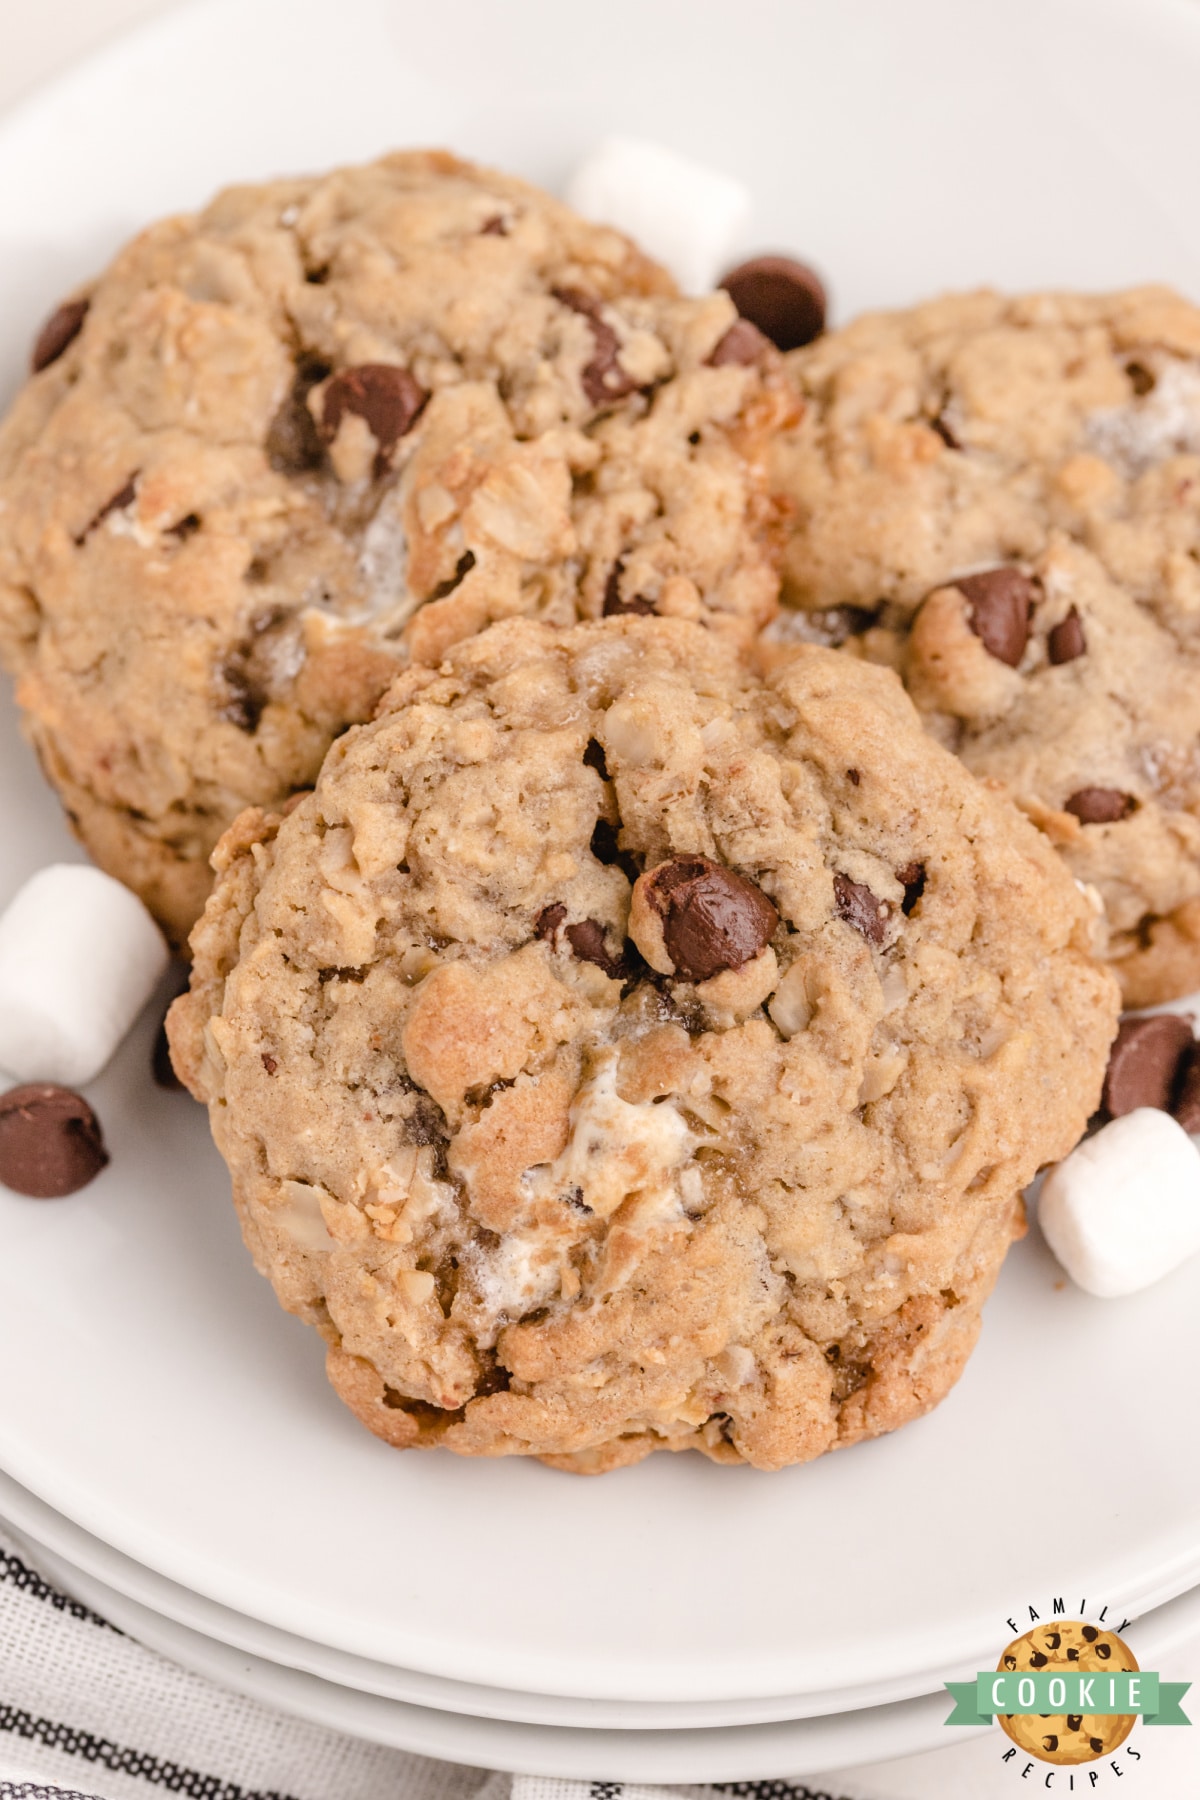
[
  {"left": 767, "top": 286, "right": 1200, "bottom": 1004},
  {"left": 169, "top": 615, "right": 1117, "bottom": 1473},
  {"left": 0, "top": 150, "right": 792, "bottom": 944}
]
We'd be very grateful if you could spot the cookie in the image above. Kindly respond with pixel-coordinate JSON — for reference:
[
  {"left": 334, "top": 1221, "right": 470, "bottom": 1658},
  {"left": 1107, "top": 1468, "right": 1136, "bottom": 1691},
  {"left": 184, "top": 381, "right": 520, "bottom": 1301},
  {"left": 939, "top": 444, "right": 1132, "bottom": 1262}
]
[
  {"left": 0, "top": 150, "right": 793, "bottom": 945},
  {"left": 997, "top": 1621, "right": 1138, "bottom": 1765},
  {"left": 168, "top": 615, "right": 1117, "bottom": 1473},
  {"left": 768, "top": 286, "right": 1200, "bottom": 1004}
]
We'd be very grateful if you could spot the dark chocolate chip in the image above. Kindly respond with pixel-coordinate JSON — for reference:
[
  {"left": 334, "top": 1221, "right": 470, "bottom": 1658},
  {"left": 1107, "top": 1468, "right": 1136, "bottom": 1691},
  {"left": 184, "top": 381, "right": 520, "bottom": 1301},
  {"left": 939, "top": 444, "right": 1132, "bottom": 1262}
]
[
  {"left": 1048, "top": 606, "right": 1087, "bottom": 665},
  {"left": 473, "top": 1352, "right": 511, "bottom": 1395},
  {"left": 834, "top": 872, "right": 891, "bottom": 945},
  {"left": 895, "top": 861, "right": 926, "bottom": 916},
  {"left": 1172, "top": 1040, "right": 1200, "bottom": 1134},
  {"left": 218, "top": 664, "right": 266, "bottom": 733},
  {"left": 152, "top": 1022, "right": 184, "bottom": 1090},
  {"left": 644, "top": 855, "right": 778, "bottom": 983},
  {"left": 266, "top": 358, "right": 329, "bottom": 473},
  {"left": 1029, "top": 1651, "right": 1048, "bottom": 1669},
  {"left": 1067, "top": 1648, "right": 1080, "bottom": 1661},
  {"left": 1064, "top": 787, "right": 1135, "bottom": 824},
  {"left": 1126, "top": 361, "right": 1156, "bottom": 396},
  {"left": 955, "top": 567, "right": 1035, "bottom": 667},
  {"left": 1095, "top": 1643, "right": 1112, "bottom": 1660},
  {"left": 1101, "top": 1014, "right": 1193, "bottom": 1119},
  {"left": 565, "top": 918, "right": 628, "bottom": 980},
  {"left": 846, "top": 768, "right": 860, "bottom": 786},
  {"left": 1089, "top": 1739, "right": 1105, "bottom": 1755},
  {"left": 0, "top": 1084, "right": 108, "bottom": 1198},
  {"left": 708, "top": 318, "right": 773, "bottom": 367},
  {"left": 1003, "top": 1655, "right": 1018, "bottom": 1671},
  {"left": 1041, "top": 1737, "right": 1059, "bottom": 1754},
  {"left": 602, "top": 561, "right": 655, "bottom": 617},
  {"left": 74, "top": 477, "right": 138, "bottom": 545},
  {"left": 166, "top": 513, "right": 202, "bottom": 542},
  {"left": 429, "top": 549, "right": 476, "bottom": 601},
  {"left": 1046, "top": 1632, "right": 1062, "bottom": 1650},
  {"left": 719, "top": 255, "right": 826, "bottom": 352},
  {"left": 553, "top": 287, "right": 638, "bottom": 407},
  {"left": 32, "top": 298, "right": 89, "bottom": 373},
  {"left": 261, "top": 1053, "right": 278, "bottom": 1075},
  {"left": 1067, "top": 1715, "right": 1083, "bottom": 1731},
  {"left": 320, "top": 364, "right": 429, "bottom": 476},
  {"left": 1081, "top": 1625, "right": 1099, "bottom": 1642},
  {"left": 480, "top": 215, "right": 508, "bottom": 237},
  {"left": 535, "top": 903, "right": 567, "bottom": 944},
  {"left": 583, "top": 738, "right": 609, "bottom": 779}
]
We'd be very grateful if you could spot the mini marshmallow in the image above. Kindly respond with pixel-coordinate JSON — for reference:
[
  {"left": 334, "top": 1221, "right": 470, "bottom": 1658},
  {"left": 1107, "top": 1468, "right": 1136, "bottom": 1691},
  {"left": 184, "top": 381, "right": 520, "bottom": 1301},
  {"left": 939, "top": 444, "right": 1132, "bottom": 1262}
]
[
  {"left": 1038, "top": 1108, "right": 1200, "bottom": 1297},
  {"left": 565, "top": 137, "right": 751, "bottom": 295},
  {"left": 0, "top": 864, "right": 169, "bottom": 1087}
]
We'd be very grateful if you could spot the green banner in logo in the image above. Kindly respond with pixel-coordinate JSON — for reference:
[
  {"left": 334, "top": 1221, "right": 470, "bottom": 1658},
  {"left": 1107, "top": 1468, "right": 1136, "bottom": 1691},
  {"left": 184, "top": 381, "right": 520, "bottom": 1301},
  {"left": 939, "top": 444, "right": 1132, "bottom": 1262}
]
[{"left": 944, "top": 1672, "right": 1192, "bottom": 1727}]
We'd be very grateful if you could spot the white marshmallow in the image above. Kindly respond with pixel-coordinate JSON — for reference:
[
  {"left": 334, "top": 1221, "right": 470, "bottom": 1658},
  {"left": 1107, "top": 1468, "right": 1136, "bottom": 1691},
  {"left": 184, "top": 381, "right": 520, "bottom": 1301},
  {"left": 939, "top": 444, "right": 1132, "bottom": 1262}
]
[
  {"left": 0, "top": 864, "right": 169, "bottom": 1087},
  {"left": 565, "top": 137, "right": 751, "bottom": 295},
  {"left": 1038, "top": 1108, "right": 1200, "bottom": 1297}
]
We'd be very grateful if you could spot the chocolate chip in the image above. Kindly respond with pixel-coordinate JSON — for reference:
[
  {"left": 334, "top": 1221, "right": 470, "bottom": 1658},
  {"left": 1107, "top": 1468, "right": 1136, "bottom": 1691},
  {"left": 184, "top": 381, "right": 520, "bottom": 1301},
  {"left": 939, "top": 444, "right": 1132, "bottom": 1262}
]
[
  {"left": 895, "top": 861, "right": 926, "bottom": 916},
  {"left": 1089, "top": 1739, "right": 1105, "bottom": 1754},
  {"left": 565, "top": 918, "right": 628, "bottom": 980},
  {"left": 1101, "top": 1014, "right": 1193, "bottom": 1119},
  {"left": 267, "top": 358, "right": 329, "bottom": 473},
  {"left": 1126, "top": 361, "right": 1156, "bottom": 396},
  {"left": 167, "top": 513, "right": 202, "bottom": 542},
  {"left": 218, "top": 663, "right": 266, "bottom": 733},
  {"left": 1048, "top": 606, "right": 1087, "bottom": 665},
  {"left": 0, "top": 1084, "right": 108, "bottom": 1198},
  {"left": 1041, "top": 1736, "right": 1059, "bottom": 1753},
  {"left": 645, "top": 856, "right": 778, "bottom": 982},
  {"left": 834, "top": 873, "right": 891, "bottom": 945},
  {"left": 583, "top": 738, "right": 609, "bottom": 779},
  {"left": 719, "top": 256, "right": 826, "bottom": 352},
  {"left": 152, "top": 1022, "right": 184, "bottom": 1090},
  {"left": 955, "top": 568, "right": 1035, "bottom": 667},
  {"left": 261, "top": 1053, "right": 278, "bottom": 1075},
  {"left": 32, "top": 298, "right": 89, "bottom": 372},
  {"left": 1046, "top": 1632, "right": 1062, "bottom": 1650},
  {"left": 534, "top": 903, "right": 567, "bottom": 944},
  {"left": 1081, "top": 1626, "right": 1099, "bottom": 1642},
  {"left": 846, "top": 768, "right": 860, "bottom": 786},
  {"left": 1064, "top": 787, "right": 1135, "bottom": 824},
  {"left": 1067, "top": 1715, "right": 1083, "bottom": 1731},
  {"left": 428, "top": 549, "right": 476, "bottom": 601},
  {"left": 708, "top": 318, "right": 772, "bottom": 367},
  {"left": 480, "top": 215, "right": 508, "bottom": 236},
  {"left": 320, "top": 364, "right": 429, "bottom": 476},
  {"left": 1003, "top": 1655, "right": 1018, "bottom": 1671},
  {"left": 553, "top": 288, "right": 638, "bottom": 408},
  {"left": 602, "top": 561, "right": 656, "bottom": 617},
  {"left": 1029, "top": 1651, "right": 1048, "bottom": 1669},
  {"left": 1067, "top": 1648, "right": 1080, "bottom": 1661},
  {"left": 73, "top": 477, "right": 138, "bottom": 546},
  {"left": 1172, "top": 1040, "right": 1200, "bottom": 1133},
  {"left": 929, "top": 413, "right": 961, "bottom": 450},
  {"left": 473, "top": 1352, "right": 511, "bottom": 1395}
]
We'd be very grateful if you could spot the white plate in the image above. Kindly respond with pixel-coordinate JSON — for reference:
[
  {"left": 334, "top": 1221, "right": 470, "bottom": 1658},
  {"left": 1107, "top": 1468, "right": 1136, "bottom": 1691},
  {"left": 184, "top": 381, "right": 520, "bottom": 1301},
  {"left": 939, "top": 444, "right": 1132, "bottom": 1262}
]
[
  {"left": 0, "top": 1463, "right": 981, "bottom": 1728},
  {"left": 3, "top": 0, "right": 1200, "bottom": 1710},
  {"left": 15, "top": 1529, "right": 1200, "bottom": 1783}
]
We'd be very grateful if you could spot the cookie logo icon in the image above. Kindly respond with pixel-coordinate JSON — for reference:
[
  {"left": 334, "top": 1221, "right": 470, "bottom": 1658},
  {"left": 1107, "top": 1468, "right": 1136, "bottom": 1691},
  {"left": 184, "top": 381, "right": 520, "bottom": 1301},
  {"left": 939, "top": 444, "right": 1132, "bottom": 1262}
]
[
  {"left": 944, "top": 1603, "right": 1192, "bottom": 1778},
  {"left": 996, "top": 1621, "right": 1138, "bottom": 1765}
]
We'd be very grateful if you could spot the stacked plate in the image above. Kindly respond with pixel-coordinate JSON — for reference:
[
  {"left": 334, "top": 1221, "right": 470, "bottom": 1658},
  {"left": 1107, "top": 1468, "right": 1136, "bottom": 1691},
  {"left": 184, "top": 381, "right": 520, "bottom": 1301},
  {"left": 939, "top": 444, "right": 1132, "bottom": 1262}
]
[{"left": 4, "top": 0, "right": 1200, "bottom": 1782}]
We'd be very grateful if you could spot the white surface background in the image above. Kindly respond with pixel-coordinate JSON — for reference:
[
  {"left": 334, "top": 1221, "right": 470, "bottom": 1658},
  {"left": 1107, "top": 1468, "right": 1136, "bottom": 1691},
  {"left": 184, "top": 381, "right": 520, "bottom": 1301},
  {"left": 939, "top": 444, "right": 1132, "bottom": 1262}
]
[{"left": 2, "top": 0, "right": 1200, "bottom": 1794}]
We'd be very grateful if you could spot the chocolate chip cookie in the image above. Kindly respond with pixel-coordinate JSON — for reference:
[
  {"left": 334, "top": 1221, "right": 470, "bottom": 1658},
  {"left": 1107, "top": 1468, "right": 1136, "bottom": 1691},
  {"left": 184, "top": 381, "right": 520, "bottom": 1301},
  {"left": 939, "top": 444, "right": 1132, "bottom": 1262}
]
[
  {"left": 997, "top": 1621, "right": 1138, "bottom": 1765},
  {"left": 0, "top": 150, "right": 792, "bottom": 945},
  {"left": 168, "top": 615, "right": 1117, "bottom": 1473},
  {"left": 768, "top": 286, "right": 1200, "bottom": 1004}
]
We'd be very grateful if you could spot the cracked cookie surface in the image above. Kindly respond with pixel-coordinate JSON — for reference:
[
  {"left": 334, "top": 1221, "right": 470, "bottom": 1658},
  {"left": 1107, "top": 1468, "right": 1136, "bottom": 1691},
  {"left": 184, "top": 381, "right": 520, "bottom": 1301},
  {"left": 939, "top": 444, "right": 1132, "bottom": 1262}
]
[
  {"left": 767, "top": 286, "right": 1200, "bottom": 1004},
  {"left": 169, "top": 615, "right": 1117, "bottom": 1473},
  {"left": 0, "top": 149, "right": 791, "bottom": 943}
]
